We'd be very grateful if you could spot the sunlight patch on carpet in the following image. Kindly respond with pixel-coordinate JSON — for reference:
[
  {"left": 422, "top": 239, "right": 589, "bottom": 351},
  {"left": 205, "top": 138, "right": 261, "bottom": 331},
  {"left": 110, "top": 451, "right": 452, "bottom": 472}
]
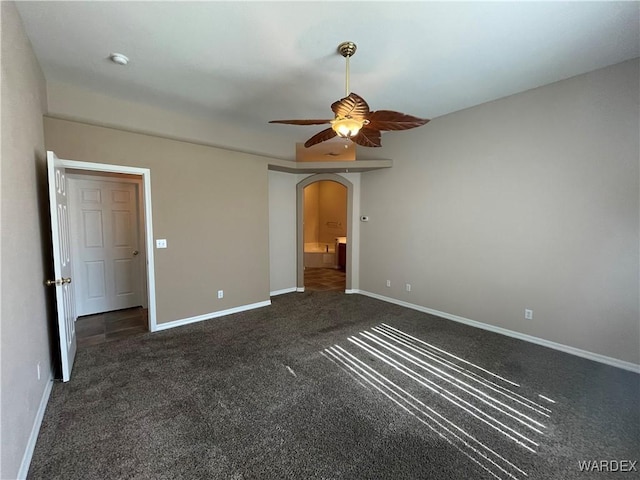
[{"left": 322, "top": 324, "right": 556, "bottom": 480}]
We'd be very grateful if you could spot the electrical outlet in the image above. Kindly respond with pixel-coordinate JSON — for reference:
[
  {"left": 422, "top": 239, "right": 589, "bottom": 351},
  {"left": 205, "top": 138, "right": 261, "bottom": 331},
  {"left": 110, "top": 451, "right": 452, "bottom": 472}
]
[
  {"left": 156, "top": 239, "right": 167, "bottom": 249},
  {"left": 217, "top": 290, "right": 224, "bottom": 299},
  {"left": 405, "top": 283, "right": 411, "bottom": 292},
  {"left": 386, "top": 280, "right": 391, "bottom": 287},
  {"left": 525, "top": 309, "right": 533, "bottom": 320}
]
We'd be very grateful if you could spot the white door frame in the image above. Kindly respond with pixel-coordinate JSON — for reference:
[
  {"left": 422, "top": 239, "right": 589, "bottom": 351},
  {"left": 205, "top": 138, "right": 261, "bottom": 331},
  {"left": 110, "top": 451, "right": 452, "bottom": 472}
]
[{"left": 52, "top": 157, "right": 158, "bottom": 332}]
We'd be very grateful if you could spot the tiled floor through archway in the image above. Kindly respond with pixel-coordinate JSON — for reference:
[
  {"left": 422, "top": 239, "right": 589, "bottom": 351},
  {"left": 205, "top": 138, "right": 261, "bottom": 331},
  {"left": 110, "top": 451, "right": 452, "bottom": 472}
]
[{"left": 304, "top": 268, "right": 346, "bottom": 291}]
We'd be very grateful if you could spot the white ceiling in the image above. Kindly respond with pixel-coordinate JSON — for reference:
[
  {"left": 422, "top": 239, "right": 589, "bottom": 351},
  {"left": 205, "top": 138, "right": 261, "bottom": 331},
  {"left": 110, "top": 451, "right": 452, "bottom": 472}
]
[{"left": 15, "top": 1, "right": 640, "bottom": 159}]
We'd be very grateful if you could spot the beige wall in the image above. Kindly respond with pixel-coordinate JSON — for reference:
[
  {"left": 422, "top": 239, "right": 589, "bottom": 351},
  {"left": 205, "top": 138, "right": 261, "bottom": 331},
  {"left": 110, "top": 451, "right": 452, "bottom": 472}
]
[
  {"left": 46, "top": 81, "right": 297, "bottom": 161},
  {"left": 44, "top": 117, "right": 271, "bottom": 324},
  {"left": 303, "top": 182, "right": 320, "bottom": 245},
  {"left": 1, "top": 3, "right": 52, "bottom": 478},
  {"left": 268, "top": 170, "right": 297, "bottom": 293},
  {"left": 360, "top": 59, "right": 640, "bottom": 365},
  {"left": 339, "top": 172, "right": 361, "bottom": 292},
  {"left": 318, "top": 181, "right": 347, "bottom": 244}
]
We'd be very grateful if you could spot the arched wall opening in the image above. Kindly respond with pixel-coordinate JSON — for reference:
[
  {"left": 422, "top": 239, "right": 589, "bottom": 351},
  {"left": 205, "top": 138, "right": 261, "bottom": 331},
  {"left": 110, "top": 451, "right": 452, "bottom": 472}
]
[{"left": 296, "top": 174, "right": 354, "bottom": 291}]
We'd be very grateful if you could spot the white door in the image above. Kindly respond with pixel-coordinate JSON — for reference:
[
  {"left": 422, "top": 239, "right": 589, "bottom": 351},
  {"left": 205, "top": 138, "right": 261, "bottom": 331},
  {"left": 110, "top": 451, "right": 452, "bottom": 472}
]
[
  {"left": 69, "top": 177, "right": 142, "bottom": 316},
  {"left": 46, "top": 151, "right": 77, "bottom": 382}
]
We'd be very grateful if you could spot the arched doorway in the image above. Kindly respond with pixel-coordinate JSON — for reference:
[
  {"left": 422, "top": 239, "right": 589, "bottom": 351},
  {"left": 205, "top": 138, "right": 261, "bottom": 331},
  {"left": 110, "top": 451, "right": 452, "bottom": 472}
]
[{"left": 296, "top": 174, "right": 354, "bottom": 292}]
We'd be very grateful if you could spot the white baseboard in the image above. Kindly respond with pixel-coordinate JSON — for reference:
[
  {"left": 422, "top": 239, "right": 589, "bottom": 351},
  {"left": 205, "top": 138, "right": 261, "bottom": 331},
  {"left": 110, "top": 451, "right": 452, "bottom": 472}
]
[
  {"left": 18, "top": 375, "right": 54, "bottom": 479},
  {"left": 155, "top": 300, "right": 271, "bottom": 331},
  {"left": 345, "top": 289, "right": 357, "bottom": 294},
  {"left": 270, "top": 287, "right": 297, "bottom": 297},
  {"left": 355, "top": 290, "right": 640, "bottom": 374},
  {"left": 296, "top": 287, "right": 305, "bottom": 293}
]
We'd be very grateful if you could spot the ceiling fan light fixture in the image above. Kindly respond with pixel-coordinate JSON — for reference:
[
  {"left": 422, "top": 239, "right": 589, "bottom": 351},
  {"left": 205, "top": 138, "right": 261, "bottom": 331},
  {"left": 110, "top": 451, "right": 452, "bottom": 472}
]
[{"left": 331, "top": 117, "right": 364, "bottom": 138}]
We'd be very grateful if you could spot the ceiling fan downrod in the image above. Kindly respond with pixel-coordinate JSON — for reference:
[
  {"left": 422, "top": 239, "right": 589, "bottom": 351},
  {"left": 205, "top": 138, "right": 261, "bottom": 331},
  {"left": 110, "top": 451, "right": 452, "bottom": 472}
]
[{"left": 338, "top": 41, "right": 357, "bottom": 96}]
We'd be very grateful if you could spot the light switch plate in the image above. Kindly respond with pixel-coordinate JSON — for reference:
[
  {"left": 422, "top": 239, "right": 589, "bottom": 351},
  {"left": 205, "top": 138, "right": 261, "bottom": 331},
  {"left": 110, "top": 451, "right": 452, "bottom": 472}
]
[{"left": 156, "top": 239, "right": 167, "bottom": 248}]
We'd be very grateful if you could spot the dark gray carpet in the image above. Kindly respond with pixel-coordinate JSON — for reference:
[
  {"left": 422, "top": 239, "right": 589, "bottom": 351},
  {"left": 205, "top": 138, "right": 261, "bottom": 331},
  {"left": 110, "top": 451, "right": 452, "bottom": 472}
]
[{"left": 28, "top": 292, "right": 639, "bottom": 479}]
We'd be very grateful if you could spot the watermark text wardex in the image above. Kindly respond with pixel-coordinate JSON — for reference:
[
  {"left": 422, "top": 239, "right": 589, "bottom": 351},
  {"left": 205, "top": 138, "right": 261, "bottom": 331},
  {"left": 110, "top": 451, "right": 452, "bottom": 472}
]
[{"left": 578, "top": 460, "right": 637, "bottom": 473}]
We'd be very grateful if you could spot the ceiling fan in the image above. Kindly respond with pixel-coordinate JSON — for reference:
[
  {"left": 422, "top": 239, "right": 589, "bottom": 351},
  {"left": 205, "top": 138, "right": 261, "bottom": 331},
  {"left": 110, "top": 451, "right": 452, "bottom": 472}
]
[{"left": 270, "top": 41, "right": 430, "bottom": 148}]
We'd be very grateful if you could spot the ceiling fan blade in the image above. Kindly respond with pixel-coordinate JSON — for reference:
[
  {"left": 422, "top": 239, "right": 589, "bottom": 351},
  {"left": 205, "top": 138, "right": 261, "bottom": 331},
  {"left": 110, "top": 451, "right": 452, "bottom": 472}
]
[
  {"left": 351, "top": 127, "right": 382, "bottom": 147},
  {"left": 304, "top": 128, "right": 338, "bottom": 148},
  {"left": 269, "top": 119, "right": 333, "bottom": 125},
  {"left": 367, "top": 110, "right": 430, "bottom": 131},
  {"left": 331, "top": 93, "right": 370, "bottom": 120}
]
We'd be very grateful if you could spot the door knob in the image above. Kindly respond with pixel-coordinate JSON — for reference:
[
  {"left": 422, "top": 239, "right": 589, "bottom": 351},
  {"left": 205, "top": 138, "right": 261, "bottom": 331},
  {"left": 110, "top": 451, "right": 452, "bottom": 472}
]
[
  {"left": 46, "top": 277, "right": 71, "bottom": 286},
  {"left": 133, "top": 250, "right": 139, "bottom": 256}
]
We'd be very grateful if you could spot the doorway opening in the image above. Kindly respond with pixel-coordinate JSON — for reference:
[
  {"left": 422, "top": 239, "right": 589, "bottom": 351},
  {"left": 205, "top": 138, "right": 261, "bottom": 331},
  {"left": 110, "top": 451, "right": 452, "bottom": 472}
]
[
  {"left": 67, "top": 170, "right": 150, "bottom": 346},
  {"left": 302, "top": 180, "right": 347, "bottom": 291},
  {"left": 297, "top": 174, "right": 353, "bottom": 292},
  {"left": 55, "top": 158, "right": 157, "bottom": 334}
]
